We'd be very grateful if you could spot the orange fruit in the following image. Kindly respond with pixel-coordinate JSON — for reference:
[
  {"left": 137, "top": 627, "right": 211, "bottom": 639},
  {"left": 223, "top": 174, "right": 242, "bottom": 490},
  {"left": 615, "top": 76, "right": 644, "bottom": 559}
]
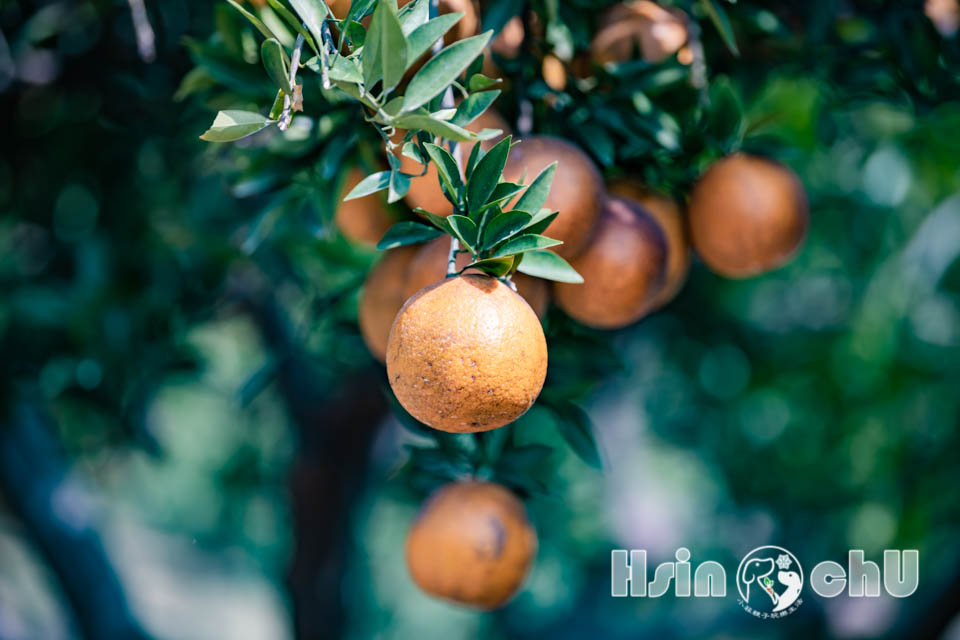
[
  {"left": 404, "top": 236, "right": 550, "bottom": 318},
  {"left": 335, "top": 167, "right": 395, "bottom": 247},
  {"left": 688, "top": 154, "right": 809, "bottom": 278},
  {"left": 406, "top": 481, "right": 537, "bottom": 609},
  {"left": 500, "top": 136, "right": 604, "bottom": 259},
  {"left": 607, "top": 181, "right": 690, "bottom": 309},
  {"left": 359, "top": 246, "right": 419, "bottom": 362},
  {"left": 386, "top": 274, "right": 547, "bottom": 432},
  {"left": 398, "top": 109, "right": 512, "bottom": 217},
  {"left": 591, "top": 1, "right": 689, "bottom": 64},
  {"left": 554, "top": 196, "right": 667, "bottom": 329}
]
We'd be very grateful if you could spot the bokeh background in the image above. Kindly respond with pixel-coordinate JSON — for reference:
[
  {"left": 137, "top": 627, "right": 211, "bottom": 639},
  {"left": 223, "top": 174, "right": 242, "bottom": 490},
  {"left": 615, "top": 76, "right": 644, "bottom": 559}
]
[{"left": 2, "top": 0, "right": 960, "bottom": 638}]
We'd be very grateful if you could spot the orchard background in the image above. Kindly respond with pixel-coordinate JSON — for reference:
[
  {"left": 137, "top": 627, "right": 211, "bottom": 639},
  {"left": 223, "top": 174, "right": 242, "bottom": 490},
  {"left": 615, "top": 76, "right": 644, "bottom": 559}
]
[{"left": 2, "top": 0, "right": 960, "bottom": 638}]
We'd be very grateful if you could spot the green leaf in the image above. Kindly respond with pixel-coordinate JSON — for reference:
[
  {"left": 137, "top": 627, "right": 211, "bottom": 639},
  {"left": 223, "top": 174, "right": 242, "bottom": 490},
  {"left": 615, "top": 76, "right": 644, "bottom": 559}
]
[
  {"left": 414, "top": 208, "right": 453, "bottom": 234},
  {"left": 468, "top": 73, "right": 501, "bottom": 92},
  {"left": 522, "top": 209, "right": 559, "bottom": 235},
  {"left": 700, "top": 0, "right": 740, "bottom": 56},
  {"left": 491, "top": 233, "right": 562, "bottom": 258},
  {"left": 387, "top": 169, "right": 411, "bottom": 203},
  {"left": 549, "top": 401, "right": 601, "bottom": 468},
  {"left": 516, "top": 250, "right": 583, "bottom": 283},
  {"left": 343, "top": 20, "right": 366, "bottom": 46},
  {"left": 200, "top": 110, "right": 272, "bottom": 142},
  {"left": 340, "top": 0, "right": 377, "bottom": 48},
  {"left": 225, "top": 0, "right": 279, "bottom": 40},
  {"left": 465, "top": 140, "right": 483, "bottom": 177},
  {"left": 327, "top": 54, "right": 363, "bottom": 83},
  {"left": 481, "top": 210, "right": 532, "bottom": 248},
  {"left": 344, "top": 170, "right": 391, "bottom": 199},
  {"left": 512, "top": 161, "right": 557, "bottom": 214},
  {"left": 463, "top": 257, "right": 513, "bottom": 277},
  {"left": 447, "top": 215, "right": 478, "bottom": 250},
  {"left": 289, "top": 0, "right": 330, "bottom": 46},
  {"left": 261, "top": 38, "right": 292, "bottom": 93},
  {"left": 423, "top": 143, "right": 463, "bottom": 199},
  {"left": 266, "top": 0, "right": 319, "bottom": 53},
  {"left": 467, "top": 136, "right": 511, "bottom": 215},
  {"left": 364, "top": 0, "right": 408, "bottom": 91},
  {"left": 451, "top": 90, "right": 501, "bottom": 127},
  {"left": 376, "top": 221, "right": 444, "bottom": 249},
  {"left": 398, "top": 0, "right": 430, "bottom": 34},
  {"left": 405, "top": 13, "right": 464, "bottom": 67},
  {"left": 394, "top": 114, "right": 475, "bottom": 142},
  {"left": 402, "top": 31, "right": 492, "bottom": 112},
  {"left": 268, "top": 88, "right": 286, "bottom": 120},
  {"left": 481, "top": 182, "right": 525, "bottom": 210}
]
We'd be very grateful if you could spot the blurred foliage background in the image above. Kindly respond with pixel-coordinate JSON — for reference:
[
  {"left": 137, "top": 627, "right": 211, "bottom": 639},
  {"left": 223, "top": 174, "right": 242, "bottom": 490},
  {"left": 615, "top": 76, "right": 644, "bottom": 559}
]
[{"left": 2, "top": 0, "right": 960, "bottom": 638}]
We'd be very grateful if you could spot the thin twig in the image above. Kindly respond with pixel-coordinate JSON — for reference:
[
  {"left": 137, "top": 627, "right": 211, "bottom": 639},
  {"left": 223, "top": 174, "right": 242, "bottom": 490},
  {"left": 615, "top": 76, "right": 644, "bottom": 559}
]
[
  {"left": 126, "top": 0, "right": 156, "bottom": 62},
  {"left": 686, "top": 18, "right": 709, "bottom": 103},
  {"left": 279, "top": 34, "right": 306, "bottom": 131}
]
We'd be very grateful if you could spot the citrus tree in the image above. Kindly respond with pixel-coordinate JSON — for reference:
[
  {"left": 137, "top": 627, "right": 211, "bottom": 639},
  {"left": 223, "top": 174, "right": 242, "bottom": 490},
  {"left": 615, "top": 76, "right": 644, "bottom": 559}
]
[{"left": 190, "top": 0, "right": 817, "bottom": 609}]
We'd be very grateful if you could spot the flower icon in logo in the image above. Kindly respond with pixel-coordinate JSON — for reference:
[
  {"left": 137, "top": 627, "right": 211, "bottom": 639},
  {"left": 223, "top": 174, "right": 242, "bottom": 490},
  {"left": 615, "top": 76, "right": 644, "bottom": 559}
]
[{"left": 736, "top": 546, "right": 804, "bottom": 618}]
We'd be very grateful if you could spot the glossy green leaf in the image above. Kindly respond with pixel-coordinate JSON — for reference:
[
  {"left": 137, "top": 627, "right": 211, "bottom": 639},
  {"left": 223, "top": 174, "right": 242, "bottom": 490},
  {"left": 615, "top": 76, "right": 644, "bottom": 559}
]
[
  {"left": 515, "top": 249, "right": 583, "bottom": 283},
  {"left": 200, "top": 110, "right": 272, "bottom": 142},
  {"left": 376, "top": 221, "right": 444, "bottom": 249},
  {"left": 423, "top": 143, "right": 463, "bottom": 200},
  {"left": 413, "top": 209, "right": 454, "bottom": 234},
  {"left": 289, "top": 0, "right": 329, "bottom": 45},
  {"left": 402, "top": 31, "right": 492, "bottom": 111},
  {"left": 522, "top": 209, "right": 559, "bottom": 235},
  {"left": 512, "top": 161, "right": 557, "bottom": 214},
  {"left": 340, "top": 0, "right": 377, "bottom": 47},
  {"left": 491, "top": 233, "right": 562, "bottom": 258},
  {"left": 463, "top": 256, "right": 514, "bottom": 277},
  {"left": 328, "top": 55, "right": 363, "bottom": 82},
  {"left": 451, "top": 90, "right": 501, "bottom": 127},
  {"left": 481, "top": 210, "right": 532, "bottom": 248},
  {"left": 405, "top": 13, "right": 464, "bottom": 66},
  {"left": 364, "top": 0, "right": 408, "bottom": 91},
  {"left": 467, "top": 136, "right": 511, "bottom": 214},
  {"left": 398, "top": 0, "right": 430, "bottom": 34},
  {"left": 266, "top": 0, "right": 319, "bottom": 53},
  {"left": 343, "top": 170, "right": 391, "bottom": 199},
  {"left": 261, "top": 38, "right": 292, "bottom": 93},
  {"left": 394, "top": 114, "right": 475, "bottom": 142},
  {"left": 447, "top": 215, "right": 478, "bottom": 250},
  {"left": 481, "top": 182, "right": 525, "bottom": 210},
  {"left": 468, "top": 73, "right": 501, "bottom": 92},
  {"left": 387, "top": 169, "right": 411, "bottom": 203}
]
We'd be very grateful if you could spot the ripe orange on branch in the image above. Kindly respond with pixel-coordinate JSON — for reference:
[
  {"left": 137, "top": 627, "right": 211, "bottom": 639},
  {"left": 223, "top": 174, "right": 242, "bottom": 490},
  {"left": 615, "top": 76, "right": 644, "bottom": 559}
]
[
  {"left": 554, "top": 196, "right": 667, "bottom": 329},
  {"left": 688, "top": 154, "right": 809, "bottom": 278},
  {"left": 406, "top": 481, "right": 537, "bottom": 609},
  {"left": 607, "top": 181, "right": 690, "bottom": 309},
  {"left": 386, "top": 274, "right": 547, "bottom": 433}
]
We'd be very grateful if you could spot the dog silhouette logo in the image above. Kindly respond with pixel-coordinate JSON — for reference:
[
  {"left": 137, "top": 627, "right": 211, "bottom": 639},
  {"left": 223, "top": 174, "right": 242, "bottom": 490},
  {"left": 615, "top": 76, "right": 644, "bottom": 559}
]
[{"left": 736, "top": 546, "right": 804, "bottom": 618}]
